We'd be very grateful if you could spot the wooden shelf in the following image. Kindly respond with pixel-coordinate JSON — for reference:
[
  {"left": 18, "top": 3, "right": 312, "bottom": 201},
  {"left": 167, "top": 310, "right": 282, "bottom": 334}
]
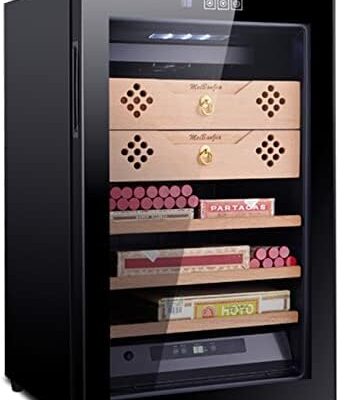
[
  {"left": 110, "top": 266, "right": 302, "bottom": 290},
  {"left": 110, "top": 215, "right": 302, "bottom": 235},
  {"left": 110, "top": 311, "right": 299, "bottom": 339}
]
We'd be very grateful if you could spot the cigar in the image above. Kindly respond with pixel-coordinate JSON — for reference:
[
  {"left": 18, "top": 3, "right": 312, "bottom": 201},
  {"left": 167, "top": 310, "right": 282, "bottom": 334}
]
[
  {"left": 121, "top": 187, "right": 133, "bottom": 200},
  {"left": 253, "top": 247, "right": 268, "bottom": 261},
  {"left": 250, "top": 259, "right": 261, "bottom": 269},
  {"left": 117, "top": 198, "right": 129, "bottom": 211},
  {"left": 170, "top": 185, "right": 181, "bottom": 198},
  {"left": 141, "top": 198, "right": 153, "bottom": 210},
  {"left": 128, "top": 198, "right": 140, "bottom": 211},
  {"left": 110, "top": 199, "right": 117, "bottom": 211},
  {"left": 146, "top": 186, "right": 158, "bottom": 199},
  {"left": 110, "top": 187, "right": 122, "bottom": 200},
  {"left": 134, "top": 187, "right": 145, "bottom": 200},
  {"left": 181, "top": 184, "right": 193, "bottom": 197},
  {"left": 268, "top": 247, "right": 280, "bottom": 259},
  {"left": 153, "top": 197, "right": 164, "bottom": 210},
  {"left": 176, "top": 196, "right": 187, "bottom": 209},
  {"left": 263, "top": 258, "right": 274, "bottom": 268},
  {"left": 286, "top": 256, "right": 298, "bottom": 266},
  {"left": 274, "top": 257, "right": 285, "bottom": 267},
  {"left": 159, "top": 185, "right": 170, "bottom": 199},
  {"left": 164, "top": 197, "right": 176, "bottom": 210},
  {"left": 188, "top": 195, "right": 200, "bottom": 208},
  {"left": 279, "top": 246, "right": 290, "bottom": 258}
]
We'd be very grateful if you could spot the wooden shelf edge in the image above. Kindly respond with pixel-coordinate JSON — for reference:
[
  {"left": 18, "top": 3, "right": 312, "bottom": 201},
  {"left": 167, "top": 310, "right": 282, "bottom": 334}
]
[
  {"left": 110, "top": 266, "right": 302, "bottom": 290},
  {"left": 110, "top": 215, "right": 302, "bottom": 235},
  {"left": 110, "top": 311, "right": 299, "bottom": 339}
]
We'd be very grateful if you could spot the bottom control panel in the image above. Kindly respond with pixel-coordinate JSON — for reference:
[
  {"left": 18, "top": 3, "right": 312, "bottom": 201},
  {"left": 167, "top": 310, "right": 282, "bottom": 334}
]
[{"left": 111, "top": 332, "right": 292, "bottom": 377}]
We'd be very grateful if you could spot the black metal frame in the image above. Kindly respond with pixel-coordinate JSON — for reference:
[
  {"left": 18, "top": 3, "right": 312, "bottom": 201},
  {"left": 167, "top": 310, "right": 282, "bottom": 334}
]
[{"left": 4, "top": 1, "right": 336, "bottom": 400}]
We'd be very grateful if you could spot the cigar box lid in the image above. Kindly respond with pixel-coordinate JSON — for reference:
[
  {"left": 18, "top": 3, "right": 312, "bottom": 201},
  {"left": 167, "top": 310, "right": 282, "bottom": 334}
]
[{"left": 135, "top": 287, "right": 290, "bottom": 304}]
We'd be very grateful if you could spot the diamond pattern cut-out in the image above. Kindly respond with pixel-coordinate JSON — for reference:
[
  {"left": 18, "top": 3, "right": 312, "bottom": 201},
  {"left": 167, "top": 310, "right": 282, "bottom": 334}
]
[
  {"left": 255, "top": 134, "right": 286, "bottom": 168},
  {"left": 120, "top": 83, "right": 154, "bottom": 118},
  {"left": 256, "top": 85, "right": 287, "bottom": 119}
]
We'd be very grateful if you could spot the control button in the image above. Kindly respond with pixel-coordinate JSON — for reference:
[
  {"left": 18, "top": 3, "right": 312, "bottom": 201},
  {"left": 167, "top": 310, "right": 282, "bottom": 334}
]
[{"left": 123, "top": 351, "right": 135, "bottom": 361}]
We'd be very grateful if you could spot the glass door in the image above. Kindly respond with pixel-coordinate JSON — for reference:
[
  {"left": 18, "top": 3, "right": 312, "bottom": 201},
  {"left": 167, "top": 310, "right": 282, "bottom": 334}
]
[{"left": 108, "top": 17, "right": 309, "bottom": 398}]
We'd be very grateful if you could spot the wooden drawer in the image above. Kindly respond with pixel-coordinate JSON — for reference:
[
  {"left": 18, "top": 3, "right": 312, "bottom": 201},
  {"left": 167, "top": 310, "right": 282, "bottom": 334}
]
[
  {"left": 110, "top": 130, "right": 300, "bottom": 182},
  {"left": 110, "top": 79, "right": 301, "bottom": 131}
]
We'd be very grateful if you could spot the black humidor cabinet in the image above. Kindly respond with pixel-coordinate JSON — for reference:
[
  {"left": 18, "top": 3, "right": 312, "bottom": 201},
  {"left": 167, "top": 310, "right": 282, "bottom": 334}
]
[{"left": 5, "top": 1, "right": 335, "bottom": 400}]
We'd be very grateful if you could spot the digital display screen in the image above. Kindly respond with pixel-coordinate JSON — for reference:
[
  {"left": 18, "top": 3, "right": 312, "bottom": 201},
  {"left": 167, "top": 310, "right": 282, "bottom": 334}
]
[
  {"left": 193, "top": 345, "right": 206, "bottom": 354},
  {"left": 151, "top": 338, "right": 246, "bottom": 361}
]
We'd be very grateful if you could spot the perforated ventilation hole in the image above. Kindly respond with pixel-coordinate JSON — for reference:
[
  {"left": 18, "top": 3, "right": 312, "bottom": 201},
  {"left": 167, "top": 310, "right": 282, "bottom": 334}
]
[
  {"left": 256, "top": 85, "right": 286, "bottom": 119},
  {"left": 121, "top": 134, "right": 155, "bottom": 170},
  {"left": 120, "top": 83, "right": 154, "bottom": 118},
  {"left": 256, "top": 135, "right": 287, "bottom": 168}
]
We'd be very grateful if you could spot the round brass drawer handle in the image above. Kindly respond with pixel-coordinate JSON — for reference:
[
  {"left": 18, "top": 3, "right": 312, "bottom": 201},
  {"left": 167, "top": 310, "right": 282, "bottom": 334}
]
[
  {"left": 198, "top": 145, "right": 213, "bottom": 166},
  {"left": 198, "top": 95, "right": 215, "bottom": 116}
]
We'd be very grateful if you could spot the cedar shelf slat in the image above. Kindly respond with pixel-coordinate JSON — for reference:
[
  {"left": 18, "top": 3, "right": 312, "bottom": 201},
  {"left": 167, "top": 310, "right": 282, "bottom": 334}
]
[
  {"left": 110, "top": 311, "right": 299, "bottom": 339},
  {"left": 110, "top": 266, "right": 302, "bottom": 290},
  {"left": 110, "top": 215, "right": 302, "bottom": 235}
]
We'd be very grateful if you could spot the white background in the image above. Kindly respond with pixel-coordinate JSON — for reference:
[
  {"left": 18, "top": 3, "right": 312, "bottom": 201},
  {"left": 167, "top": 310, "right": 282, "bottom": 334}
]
[{"left": 0, "top": 1, "right": 351, "bottom": 399}]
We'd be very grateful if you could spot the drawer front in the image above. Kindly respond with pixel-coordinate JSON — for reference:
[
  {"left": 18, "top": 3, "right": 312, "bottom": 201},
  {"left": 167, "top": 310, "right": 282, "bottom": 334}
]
[
  {"left": 110, "top": 131, "right": 300, "bottom": 182},
  {"left": 110, "top": 79, "right": 301, "bottom": 131}
]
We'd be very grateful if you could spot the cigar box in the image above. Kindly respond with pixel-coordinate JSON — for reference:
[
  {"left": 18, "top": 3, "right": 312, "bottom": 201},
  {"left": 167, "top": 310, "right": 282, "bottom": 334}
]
[
  {"left": 117, "top": 246, "right": 250, "bottom": 277},
  {"left": 110, "top": 79, "right": 300, "bottom": 130},
  {"left": 135, "top": 288, "right": 291, "bottom": 321},
  {"left": 110, "top": 208, "right": 194, "bottom": 221},
  {"left": 200, "top": 199, "right": 275, "bottom": 219},
  {"left": 110, "top": 130, "right": 300, "bottom": 182}
]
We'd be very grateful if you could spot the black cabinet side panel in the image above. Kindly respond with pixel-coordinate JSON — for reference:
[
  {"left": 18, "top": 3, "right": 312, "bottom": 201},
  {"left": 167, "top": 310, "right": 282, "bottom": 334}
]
[{"left": 5, "top": 1, "right": 72, "bottom": 399}]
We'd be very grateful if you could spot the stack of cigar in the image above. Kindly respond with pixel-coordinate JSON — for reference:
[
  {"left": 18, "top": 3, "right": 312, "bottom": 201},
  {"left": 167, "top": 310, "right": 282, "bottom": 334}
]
[
  {"left": 110, "top": 184, "right": 199, "bottom": 212},
  {"left": 250, "top": 246, "right": 297, "bottom": 269}
]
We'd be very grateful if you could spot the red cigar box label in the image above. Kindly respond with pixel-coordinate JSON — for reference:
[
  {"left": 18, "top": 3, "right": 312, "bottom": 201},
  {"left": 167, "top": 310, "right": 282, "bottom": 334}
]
[
  {"left": 117, "top": 246, "right": 250, "bottom": 276},
  {"left": 200, "top": 199, "right": 275, "bottom": 219}
]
